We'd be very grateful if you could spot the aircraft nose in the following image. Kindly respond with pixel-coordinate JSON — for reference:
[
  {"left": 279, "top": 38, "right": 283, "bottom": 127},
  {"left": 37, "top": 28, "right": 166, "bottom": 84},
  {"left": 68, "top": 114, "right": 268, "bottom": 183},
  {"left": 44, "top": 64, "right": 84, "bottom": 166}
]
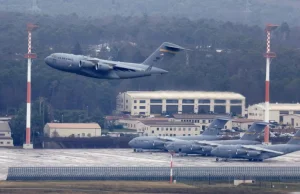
[
  {"left": 128, "top": 139, "right": 134, "bottom": 147},
  {"left": 44, "top": 56, "right": 51, "bottom": 65}
]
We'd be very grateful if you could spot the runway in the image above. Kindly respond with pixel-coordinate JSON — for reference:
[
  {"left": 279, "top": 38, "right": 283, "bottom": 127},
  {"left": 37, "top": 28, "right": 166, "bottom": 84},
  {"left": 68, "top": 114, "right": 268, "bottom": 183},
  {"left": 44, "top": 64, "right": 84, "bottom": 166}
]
[{"left": 1, "top": 148, "right": 300, "bottom": 180}]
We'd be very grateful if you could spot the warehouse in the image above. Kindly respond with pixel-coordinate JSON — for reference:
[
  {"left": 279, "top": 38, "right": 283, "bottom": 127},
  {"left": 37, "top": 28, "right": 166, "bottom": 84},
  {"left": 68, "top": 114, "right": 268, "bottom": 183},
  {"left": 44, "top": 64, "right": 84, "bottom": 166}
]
[
  {"left": 172, "top": 114, "right": 231, "bottom": 130},
  {"left": 116, "top": 91, "right": 245, "bottom": 116},
  {"left": 136, "top": 120, "right": 201, "bottom": 137},
  {"left": 282, "top": 114, "right": 300, "bottom": 128},
  {"left": 0, "top": 122, "right": 13, "bottom": 147},
  {"left": 44, "top": 123, "right": 101, "bottom": 138},
  {"left": 248, "top": 103, "right": 300, "bottom": 123}
]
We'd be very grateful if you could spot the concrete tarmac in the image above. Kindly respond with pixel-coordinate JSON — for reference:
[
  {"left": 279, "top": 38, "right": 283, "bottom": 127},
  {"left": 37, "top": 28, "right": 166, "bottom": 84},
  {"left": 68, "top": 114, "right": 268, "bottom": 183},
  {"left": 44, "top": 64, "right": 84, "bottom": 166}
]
[{"left": 1, "top": 148, "right": 300, "bottom": 180}]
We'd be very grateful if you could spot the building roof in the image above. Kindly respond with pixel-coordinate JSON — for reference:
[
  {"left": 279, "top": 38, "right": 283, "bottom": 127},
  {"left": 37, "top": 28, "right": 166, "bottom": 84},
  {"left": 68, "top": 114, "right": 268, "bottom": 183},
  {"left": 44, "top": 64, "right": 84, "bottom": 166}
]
[
  {"left": 119, "top": 118, "right": 169, "bottom": 122},
  {"left": 141, "top": 121, "right": 197, "bottom": 127},
  {"left": 251, "top": 103, "right": 300, "bottom": 111},
  {"left": 123, "top": 91, "right": 245, "bottom": 100},
  {"left": 232, "top": 118, "right": 262, "bottom": 123},
  {"left": 173, "top": 114, "right": 229, "bottom": 119},
  {"left": 46, "top": 123, "right": 101, "bottom": 129},
  {"left": 0, "top": 122, "right": 11, "bottom": 132}
]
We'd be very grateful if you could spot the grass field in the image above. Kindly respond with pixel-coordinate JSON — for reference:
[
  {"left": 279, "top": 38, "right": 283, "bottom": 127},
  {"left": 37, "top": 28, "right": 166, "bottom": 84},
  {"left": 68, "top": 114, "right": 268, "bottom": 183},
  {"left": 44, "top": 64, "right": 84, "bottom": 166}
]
[{"left": 0, "top": 181, "right": 293, "bottom": 194}]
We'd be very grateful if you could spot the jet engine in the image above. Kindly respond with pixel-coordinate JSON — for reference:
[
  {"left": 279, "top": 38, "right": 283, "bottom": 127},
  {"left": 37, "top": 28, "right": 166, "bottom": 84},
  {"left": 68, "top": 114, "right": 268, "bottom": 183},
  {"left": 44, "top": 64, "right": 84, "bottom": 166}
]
[
  {"left": 79, "top": 60, "right": 95, "bottom": 68},
  {"left": 247, "top": 151, "right": 261, "bottom": 156},
  {"left": 201, "top": 146, "right": 213, "bottom": 152},
  {"left": 95, "top": 62, "right": 113, "bottom": 71},
  {"left": 235, "top": 149, "right": 247, "bottom": 155}
]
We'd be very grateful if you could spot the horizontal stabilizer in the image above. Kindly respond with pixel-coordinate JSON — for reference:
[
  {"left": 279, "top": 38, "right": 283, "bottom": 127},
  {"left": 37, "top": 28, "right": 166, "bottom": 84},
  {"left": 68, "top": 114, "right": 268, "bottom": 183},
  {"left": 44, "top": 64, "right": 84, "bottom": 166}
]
[{"left": 241, "top": 145, "right": 284, "bottom": 155}]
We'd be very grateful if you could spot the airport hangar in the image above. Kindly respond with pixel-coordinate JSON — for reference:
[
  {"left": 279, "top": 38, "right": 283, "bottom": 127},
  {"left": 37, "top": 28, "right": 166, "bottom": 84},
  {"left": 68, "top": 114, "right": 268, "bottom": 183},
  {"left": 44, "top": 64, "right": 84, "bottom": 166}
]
[{"left": 116, "top": 91, "right": 246, "bottom": 117}]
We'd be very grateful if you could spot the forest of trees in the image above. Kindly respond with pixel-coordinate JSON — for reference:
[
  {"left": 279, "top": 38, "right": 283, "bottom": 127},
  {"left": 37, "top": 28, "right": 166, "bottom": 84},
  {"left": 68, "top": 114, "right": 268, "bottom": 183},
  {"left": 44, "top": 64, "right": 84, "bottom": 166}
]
[{"left": 0, "top": 10, "right": 299, "bottom": 145}]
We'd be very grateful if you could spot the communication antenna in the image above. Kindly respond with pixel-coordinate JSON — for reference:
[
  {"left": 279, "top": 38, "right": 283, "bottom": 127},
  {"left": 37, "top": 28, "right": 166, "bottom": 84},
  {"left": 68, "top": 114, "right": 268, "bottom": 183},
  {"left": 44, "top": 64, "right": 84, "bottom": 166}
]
[
  {"left": 263, "top": 24, "right": 279, "bottom": 145},
  {"left": 23, "top": 23, "right": 38, "bottom": 149}
]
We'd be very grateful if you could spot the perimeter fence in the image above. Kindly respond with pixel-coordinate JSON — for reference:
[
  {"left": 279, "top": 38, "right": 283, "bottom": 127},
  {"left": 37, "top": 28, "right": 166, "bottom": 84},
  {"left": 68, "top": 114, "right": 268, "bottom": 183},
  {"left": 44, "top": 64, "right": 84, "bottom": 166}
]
[{"left": 7, "top": 166, "right": 300, "bottom": 184}]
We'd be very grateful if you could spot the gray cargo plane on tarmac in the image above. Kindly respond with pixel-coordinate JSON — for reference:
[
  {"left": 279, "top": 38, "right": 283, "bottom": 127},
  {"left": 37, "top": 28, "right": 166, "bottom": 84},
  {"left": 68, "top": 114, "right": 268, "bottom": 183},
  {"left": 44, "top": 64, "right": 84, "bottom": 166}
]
[
  {"left": 128, "top": 117, "right": 230, "bottom": 152},
  {"left": 165, "top": 121, "right": 268, "bottom": 156},
  {"left": 211, "top": 129, "right": 300, "bottom": 162},
  {"left": 44, "top": 42, "right": 187, "bottom": 79}
]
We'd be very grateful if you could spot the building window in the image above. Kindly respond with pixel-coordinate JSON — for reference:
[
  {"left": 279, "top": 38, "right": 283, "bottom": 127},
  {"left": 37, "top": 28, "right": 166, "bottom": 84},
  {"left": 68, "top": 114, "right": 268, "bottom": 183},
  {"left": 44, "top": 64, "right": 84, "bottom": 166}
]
[
  {"left": 0, "top": 133, "right": 4, "bottom": 136},
  {"left": 159, "top": 134, "right": 161, "bottom": 136},
  {"left": 202, "top": 120, "right": 205, "bottom": 123},
  {"left": 170, "top": 134, "right": 173, "bottom": 136},
  {"left": 126, "top": 106, "right": 128, "bottom": 109},
  {"left": 178, "top": 128, "right": 181, "bottom": 131},
  {"left": 150, "top": 99, "right": 162, "bottom": 103},
  {"left": 157, "top": 128, "right": 159, "bottom": 131},
  {"left": 166, "top": 128, "right": 168, "bottom": 131},
  {"left": 166, "top": 134, "right": 168, "bottom": 136},
  {"left": 134, "top": 106, "right": 137, "bottom": 109},
  {"left": 174, "top": 128, "right": 176, "bottom": 131},
  {"left": 126, "top": 100, "right": 128, "bottom": 103},
  {"left": 198, "top": 99, "right": 210, "bottom": 103},
  {"left": 77, "top": 134, "right": 80, "bottom": 137},
  {"left": 279, "top": 111, "right": 289, "bottom": 114},
  {"left": 87, "top": 133, "right": 91, "bottom": 137},
  {"left": 215, "top": 99, "right": 226, "bottom": 103},
  {"left": 166, "top": 99, "right": 178, "bottom": 103},
  {"left": 188, "top": 134, "right": 191, "bottom": 136},
  {"left": 7, "top": 142, "right": 10, "bottom": 144},
  {"left": 0, "top": 142, "right": 2, "bottom": 144},
  {"left": 140, "top": 106, "right": 146, "bottom": 109},
  {"left": 140, "top": 100, "right": 146, "bottom": 103},
  {"left": 188, "top": 128, "right": 191, "bottom": 131},
  {"left": 161, "top": 128, "right": 164, "bottom": 131},
  {"left": 230, "top": 100, "right": 242, "bottom": 104},
  {"left": 134, "top": 100, "right": 137, "bottom": 103},
  {"left": 170, "top": 128, "right": 172, "bottom": 131},
  {"left": 195, "top": 128, "right": 198, "bottom": 131},
  {"left": 183, "top": 128, "right": 186, "bottom": 131},
  {"left": 82, "top": 133, "right": 85, "bottom": 137},
  {"left": 152, "top": 130, "right": 154, "bottom": 134},
  {"left": 182, "top": 99, "right": 194, "bottom": 103},
  {"left": 173, "top": 134, "right": 176, "bottom": 136},
  {"left": 183, "top": 134, "right": 186, "bottom": 136}
]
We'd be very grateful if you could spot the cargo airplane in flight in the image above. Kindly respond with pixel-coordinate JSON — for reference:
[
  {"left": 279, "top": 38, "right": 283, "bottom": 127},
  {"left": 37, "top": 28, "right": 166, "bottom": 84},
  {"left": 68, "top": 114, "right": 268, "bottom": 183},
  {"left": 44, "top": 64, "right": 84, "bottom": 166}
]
[{"left": 44, "top": 42, "right": 188, "bottom": 79}]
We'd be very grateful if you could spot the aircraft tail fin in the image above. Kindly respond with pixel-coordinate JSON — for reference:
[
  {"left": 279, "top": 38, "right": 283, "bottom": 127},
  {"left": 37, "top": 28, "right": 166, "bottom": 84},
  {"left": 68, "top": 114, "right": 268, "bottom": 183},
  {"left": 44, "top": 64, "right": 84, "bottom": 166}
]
[
  {"left": 239, "top": 121, "right": 268, "bottom": 141},
  {"left": 287, "top": 129, "right": 300, "bottom": 145},
  {"left": 202, "top": 117, "right": 231, "bottom": 136},
  {"left": 143, "top": 42, "right": 188, "bottom": 71}
]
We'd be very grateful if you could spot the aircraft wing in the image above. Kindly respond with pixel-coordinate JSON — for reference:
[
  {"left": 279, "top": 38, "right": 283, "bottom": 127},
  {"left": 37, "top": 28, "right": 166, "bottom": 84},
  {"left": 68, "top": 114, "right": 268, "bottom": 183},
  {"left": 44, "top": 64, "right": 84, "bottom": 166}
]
[
  {"left": 86, "top": 59, "right": 143, "bottom": 71},
  {"left": 241, "top": 145, "right": 284, "bottom": 155},
  {"left": 157, "top": 136, "right": 184, "bottom": 142},
  {"left": 193, "top": 140, "right": 221, "bottom": 147}
]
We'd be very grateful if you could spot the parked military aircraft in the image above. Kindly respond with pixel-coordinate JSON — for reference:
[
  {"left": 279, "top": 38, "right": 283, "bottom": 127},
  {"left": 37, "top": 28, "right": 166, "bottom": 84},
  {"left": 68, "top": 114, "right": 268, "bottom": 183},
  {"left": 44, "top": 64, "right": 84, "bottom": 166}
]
[
  {"left": 211, "top": 129, "right": 300, "bottom": 162},
  {"left": 44, "top": 42, "right": 187, "bottom": 79},
  {"left": 128, "top": 117, "right": 230, "bottom": 152},
  {"left": 165, "top": 121, "right": 268, "bottom": 156}
]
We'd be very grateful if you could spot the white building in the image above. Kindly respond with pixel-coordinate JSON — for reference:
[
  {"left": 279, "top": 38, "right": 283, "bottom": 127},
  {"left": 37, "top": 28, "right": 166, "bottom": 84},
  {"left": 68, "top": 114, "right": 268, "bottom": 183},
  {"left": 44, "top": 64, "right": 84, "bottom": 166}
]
[
  {"left": 248, "top": 103, "right": 300, "bottom": 123},
  {"left": 172, "top": 114, "right": 231, "bottom": 130},
  {"left": 0, "top": 122, "right": 13, "bottom": 147},
  {"left": 44, "top": 123, "right": 101, "bottom": 138},
  {"left": 283, "top": 114, "right": 300, "bottom": 128},
  {"left": 232, "top": 118, "right": 262, "bottom": 131},
  {"left": 136, "top": 121, "right": 201, "bottom": 137},
  {"left": 116, "top": 91, "right": 245, "bottom": 116}
]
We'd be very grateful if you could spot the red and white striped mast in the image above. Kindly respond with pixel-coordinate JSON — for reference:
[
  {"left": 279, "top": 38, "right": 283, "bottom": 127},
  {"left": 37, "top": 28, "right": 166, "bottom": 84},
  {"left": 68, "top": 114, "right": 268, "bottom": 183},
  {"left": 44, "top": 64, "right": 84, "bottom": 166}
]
[
  {"left": 263, "top": 24, "right": 278, "bottom": 144},
  {"left": 23, "top": 23, "right": 38, "bottom": 149}
]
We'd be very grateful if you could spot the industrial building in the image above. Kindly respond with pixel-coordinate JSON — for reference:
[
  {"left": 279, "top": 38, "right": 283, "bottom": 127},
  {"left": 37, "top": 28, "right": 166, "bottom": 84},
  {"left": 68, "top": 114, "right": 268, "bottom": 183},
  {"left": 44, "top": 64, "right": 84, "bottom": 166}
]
[
  {"left": 44, "top": 123, "right": 101, "bottom": 138},
  {"left": 0, "top": 122, "right": 13, "bottom": 147},
  {"left": 248, "top": 103, "right": 300, "bottom": 123},
  {"left": 283, "top": 114, "right": 300, "bottom": 128},
  {"left": 172, "top": 114, "right": 231, "bottom": 130},
  {"left": 136, "top": 120, "right": 201, "bottom": 137},
  {"left": 116, "top": 91, "right": 245, "bottom": 116},
  {"left": 231, "top": 118, "right": 261, "bottom": 131}
]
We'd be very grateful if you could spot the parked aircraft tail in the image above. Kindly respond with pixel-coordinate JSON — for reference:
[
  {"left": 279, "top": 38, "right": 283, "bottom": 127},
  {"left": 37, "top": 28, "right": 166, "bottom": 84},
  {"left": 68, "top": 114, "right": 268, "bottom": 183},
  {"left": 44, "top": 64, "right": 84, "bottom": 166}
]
[
  {"left": 287, "top": 130, "right": 300, "bottom": 145},
  {"left": 201, "top": 117, "right": 230, "bottom": 136},
  {"left": 239, "top": 121, "right": 268, "bottom": 141},
  {"left": 143, "top": 42, "right": 188, "bottom": 71}
]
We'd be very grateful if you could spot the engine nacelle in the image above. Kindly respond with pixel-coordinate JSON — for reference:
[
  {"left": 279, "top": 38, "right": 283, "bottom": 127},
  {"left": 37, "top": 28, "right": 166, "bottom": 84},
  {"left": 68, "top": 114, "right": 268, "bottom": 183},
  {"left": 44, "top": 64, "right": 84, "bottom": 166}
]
[
  {"left": 95, "top": 62, "right": 113, "bottom": 71},
  {"left": 247, "top": 151, "right": 261, "bottom": 156},
  {"left": 79, "top": 60, "right": 95, "bottom": 68},
  {"left": 236, "top": 149, "right": 247, "bottom": 155},
  {"left": 201, "top": 146, "right": 213, "bottom": 152}
]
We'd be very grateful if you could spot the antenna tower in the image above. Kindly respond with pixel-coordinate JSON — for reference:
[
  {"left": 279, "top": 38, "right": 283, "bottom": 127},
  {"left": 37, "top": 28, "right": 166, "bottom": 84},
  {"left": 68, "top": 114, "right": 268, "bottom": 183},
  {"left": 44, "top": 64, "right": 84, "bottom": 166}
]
[
  {"left": 23, "top": 23, "right": 38, "bottom": 149},
  {"left": 263, "top": 24, "right": 278, "bottom": 144}
]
